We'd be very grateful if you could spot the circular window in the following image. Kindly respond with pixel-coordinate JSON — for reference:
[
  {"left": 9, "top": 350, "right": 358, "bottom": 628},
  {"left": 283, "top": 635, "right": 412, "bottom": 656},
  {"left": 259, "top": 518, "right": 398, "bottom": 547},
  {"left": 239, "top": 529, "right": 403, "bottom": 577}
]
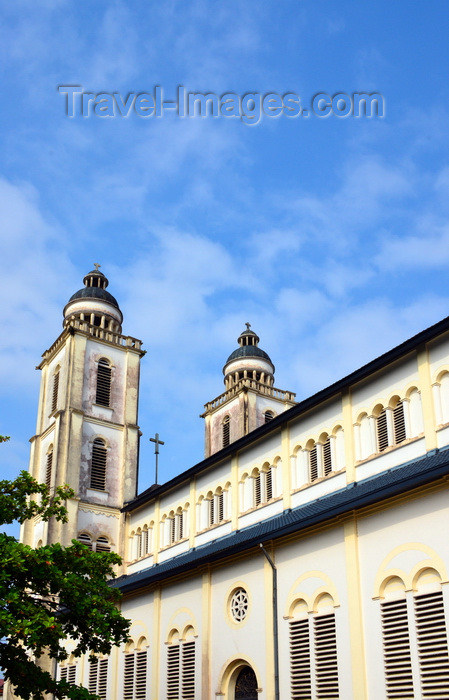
[{"left": 230, "top": 587, "right": 249, "bottom": 623}]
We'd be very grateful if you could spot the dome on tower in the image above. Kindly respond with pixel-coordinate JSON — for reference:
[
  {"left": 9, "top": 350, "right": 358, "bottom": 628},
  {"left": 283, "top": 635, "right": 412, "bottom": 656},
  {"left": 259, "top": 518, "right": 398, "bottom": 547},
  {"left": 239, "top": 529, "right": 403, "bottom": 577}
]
[
  {"left": 223, "top": 324, "right": 275, "bottom": 389},
  {"left": 63, "top": 266, "right": 123, "bottom": 333}
]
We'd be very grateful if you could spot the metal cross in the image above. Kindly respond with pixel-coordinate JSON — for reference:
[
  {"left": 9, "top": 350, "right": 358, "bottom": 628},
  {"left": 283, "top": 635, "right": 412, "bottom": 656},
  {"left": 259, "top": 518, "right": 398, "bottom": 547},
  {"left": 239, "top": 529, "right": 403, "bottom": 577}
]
[
  {"left": 94, "top": 263, "right": 101, "bottom": 271},
  {"left": 245, "top": 322, "right": 251, "bottom": 330},
  {"left": 149, "top": 433, "right": 165, "bottom": 485}
]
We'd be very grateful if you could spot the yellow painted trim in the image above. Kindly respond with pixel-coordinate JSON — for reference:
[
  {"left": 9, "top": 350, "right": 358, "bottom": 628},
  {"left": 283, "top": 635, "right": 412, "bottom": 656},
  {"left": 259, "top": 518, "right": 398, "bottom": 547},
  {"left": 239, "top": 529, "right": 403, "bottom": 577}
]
[
  {"left": 417, "top": 347, "right": 437, "bottom": 450},
  {"left": 373, "top": 542, "right": 449, "bottom": 597},
  {"left": 342, "top": 390, "right": 356, "bottom": 483},
  {"left": 190, "top": 478, "right": 196, "bottom": 547},
  {"left": 224, "top": 580, "right": 252, "bottom": 629},
  {"left": 216, "top": 655, "right": 262, "bottom": 698},
  {"left": 263, "top": 549, "right": 275, "bottom": 699},
  {"left": 432, "top": 364, "right": 449, "bottom": 383},
  {"left": 153, "top": 500, "right": 160, "bottom": 564},
  {"left": 285, "top": 570, "right": 340, "bottom": 617},
  {"left": 202, "top": 569, "right": 211, "bottom": 700},
  {"left": 166, "top": 608, "right": 198, "bottom": 641},
  {"left": 281, "top": 426, "right": 291, "bottom": 509},
  {"left": 151, "top": 588, "right": 161, "bottom": 700},
  {"left": 344, "top": 518, "right": 368, "bottom": 699},
  {"left": 231, "top": 455, "right": 239, "bottom": 529}
]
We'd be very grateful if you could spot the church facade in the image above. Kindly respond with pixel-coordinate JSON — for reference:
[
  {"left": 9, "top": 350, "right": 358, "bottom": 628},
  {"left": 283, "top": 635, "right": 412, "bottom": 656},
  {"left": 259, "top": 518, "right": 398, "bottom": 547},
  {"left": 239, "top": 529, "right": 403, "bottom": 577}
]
[{"left": 16, "top": 269, "right": 449, "bottom": 699}]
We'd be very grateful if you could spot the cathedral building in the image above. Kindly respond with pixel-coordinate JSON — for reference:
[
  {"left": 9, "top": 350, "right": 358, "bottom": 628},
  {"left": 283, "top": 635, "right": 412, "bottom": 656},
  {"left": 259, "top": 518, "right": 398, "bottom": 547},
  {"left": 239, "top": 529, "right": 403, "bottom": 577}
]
[{"left": 16, "top": 269, "right": 449, "bottom": 699}]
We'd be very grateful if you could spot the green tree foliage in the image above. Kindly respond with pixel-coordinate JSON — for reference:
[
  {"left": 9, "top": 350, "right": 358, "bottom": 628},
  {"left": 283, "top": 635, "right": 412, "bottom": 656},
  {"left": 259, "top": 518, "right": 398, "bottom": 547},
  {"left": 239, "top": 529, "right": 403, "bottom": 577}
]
[{"left": 0, "top": 471, "right": 130, "bottom": 699}]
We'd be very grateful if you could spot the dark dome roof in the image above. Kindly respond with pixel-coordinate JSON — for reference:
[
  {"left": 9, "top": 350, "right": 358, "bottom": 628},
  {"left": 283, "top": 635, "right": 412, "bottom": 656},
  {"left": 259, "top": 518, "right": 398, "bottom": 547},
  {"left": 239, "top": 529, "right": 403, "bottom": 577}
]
[
  {"left": 226, "top": 345, "right": 272, "bottom": 364},
  {"left": 68, "top": 286, "right": 120, "bottom": 308}
]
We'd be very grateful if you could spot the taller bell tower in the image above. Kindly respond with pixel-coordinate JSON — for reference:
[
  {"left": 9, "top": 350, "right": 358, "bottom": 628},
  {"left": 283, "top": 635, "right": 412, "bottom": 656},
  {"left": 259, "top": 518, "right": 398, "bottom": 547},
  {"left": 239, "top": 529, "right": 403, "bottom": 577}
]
[
  {"left": 21, "top": 267, "right": 145, "bottom": 560},
  {"left": 202, "top": 325, "right": 296, "bottom": 456}
]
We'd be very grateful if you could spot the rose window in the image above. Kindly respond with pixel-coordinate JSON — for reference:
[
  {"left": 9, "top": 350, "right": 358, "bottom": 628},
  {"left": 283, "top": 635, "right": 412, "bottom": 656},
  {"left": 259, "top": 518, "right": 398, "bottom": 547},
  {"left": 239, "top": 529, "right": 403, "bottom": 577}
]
[{"left": 230, "top": 587, "right": 249, "bottom": 622}]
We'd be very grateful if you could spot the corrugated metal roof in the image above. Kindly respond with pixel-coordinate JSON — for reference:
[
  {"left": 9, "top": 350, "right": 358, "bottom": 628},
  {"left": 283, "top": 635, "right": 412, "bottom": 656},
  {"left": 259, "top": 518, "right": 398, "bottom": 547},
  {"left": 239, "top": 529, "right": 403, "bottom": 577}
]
[{"left": 113, "top": 446, "right": 449, "bottom": 594}]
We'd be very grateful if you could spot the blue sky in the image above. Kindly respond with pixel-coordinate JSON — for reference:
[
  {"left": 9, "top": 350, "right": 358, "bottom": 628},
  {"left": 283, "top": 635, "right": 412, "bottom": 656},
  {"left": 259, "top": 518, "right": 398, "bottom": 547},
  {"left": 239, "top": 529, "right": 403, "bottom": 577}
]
[{"left": 1, "top": 0, "right": 449, "bottom": 523}]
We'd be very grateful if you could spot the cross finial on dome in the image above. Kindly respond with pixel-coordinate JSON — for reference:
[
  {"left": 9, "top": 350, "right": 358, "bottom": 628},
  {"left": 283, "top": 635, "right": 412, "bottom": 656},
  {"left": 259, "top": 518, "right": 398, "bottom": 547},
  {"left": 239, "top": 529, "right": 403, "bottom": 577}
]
[
  {"left": 94, "top": 263, "right": 101, "bottom": 271},
  {"left": 245, "top": 322, "right": 251, "bottom": 330}
]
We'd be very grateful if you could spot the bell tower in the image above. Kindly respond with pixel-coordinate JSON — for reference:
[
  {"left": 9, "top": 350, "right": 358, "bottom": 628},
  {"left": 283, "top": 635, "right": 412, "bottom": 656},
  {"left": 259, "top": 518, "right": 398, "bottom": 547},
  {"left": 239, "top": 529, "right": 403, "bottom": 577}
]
[
  {"left": 21, "top": 267, "right": 145, "bottom": 560},
  {"left": 201, "top": 325, "right": 296, "bottom": 457}
]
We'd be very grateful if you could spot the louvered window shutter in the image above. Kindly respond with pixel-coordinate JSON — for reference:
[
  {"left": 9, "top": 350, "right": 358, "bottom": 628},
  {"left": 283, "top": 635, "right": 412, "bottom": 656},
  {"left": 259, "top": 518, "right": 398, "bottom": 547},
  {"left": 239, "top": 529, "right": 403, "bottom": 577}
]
[
  {"left": 78, "top": 533, "right": 93, "bottom": 550},
  {"left": 167, "top": 645, "right": 180, "bottom": 699},
  {"left": 381, "top": 598, "right": 414, "bottom": 698},
  {"left": 377, "top": 409, "right": 389, "bottom": 452},
  {"left": 414, "top": 591, "right": 449, "bottom": 696},
  {"left": 265, "top": 468, "right": 273, "bottom": 501},
  {"left": 142, "top": 528, "right": 149, "bottom": 554},
  {"left": 95, "top": 536, "right": 110, "bottom": 552},
  {"left": 45, "top": 450, "right": 53, "bottom": 488},
  {"left": 309, "top": 446, "right": 318, "bottom": 482},
  {"left": 135, "top": 650, "right": 147, "bottom": 699},
  {"left": 96, "top": 359, "right": 111, "bottom": 407},
  {"left": 98, "top": 658, "right": 108, "bottom": 699},
  {"left": 209, "top": 497, "right": 215, "bottom": 526},
  {"left": 254, "top": 473, "right": 261, "bottom": 506},
  {"left": 314, "top": 613, "right": 339, "bottom": 699},
  {"left": 67, "top": 665, "right": 76, "bottom": 685},
  {"left": 124, "top": 653, "right": 135, "bottom": 699},
  {"left": 290, "top": 617, "right": 312, "bottom": 699},
  {"left": 51, "top": 371, "right": 59, "bottom": 413},
  {"left": 90, "top": 439, "right": 107, "bottom": 490},
  {"left": 217, "top": 493, "right": 224, "bottom": 521},
  {"left": 182, "top": 641, "right": 195, "bottom": 699},
  {"left": 393, "top": 401, "right": 406, "bottom": 445},
  {"left": 222, "top": 416, "right": 230, "bottom": 447},
  {"left": 88, "top": 659, "right": 98, "bottom": 695},
  {"left": 323, "top": 438, "right": 332, "bottom": 476}
]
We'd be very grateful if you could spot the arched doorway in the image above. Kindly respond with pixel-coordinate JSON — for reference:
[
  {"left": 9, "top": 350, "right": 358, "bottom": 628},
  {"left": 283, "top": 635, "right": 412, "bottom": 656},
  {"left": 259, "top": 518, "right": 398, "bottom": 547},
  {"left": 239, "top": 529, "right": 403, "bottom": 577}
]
[{"left": 234, "top": 666, "right": 258, "bottom": 699}]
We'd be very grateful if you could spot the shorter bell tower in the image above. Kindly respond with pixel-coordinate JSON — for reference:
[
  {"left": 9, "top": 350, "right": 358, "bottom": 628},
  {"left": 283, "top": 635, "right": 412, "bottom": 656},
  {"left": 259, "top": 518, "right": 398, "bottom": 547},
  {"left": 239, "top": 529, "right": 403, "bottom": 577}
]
[
  {"left": 202, "top": 325, "right": 296, "bottom": 457},
  {"left": 21, "top": 267, "right": 145, "bottom": 562}
]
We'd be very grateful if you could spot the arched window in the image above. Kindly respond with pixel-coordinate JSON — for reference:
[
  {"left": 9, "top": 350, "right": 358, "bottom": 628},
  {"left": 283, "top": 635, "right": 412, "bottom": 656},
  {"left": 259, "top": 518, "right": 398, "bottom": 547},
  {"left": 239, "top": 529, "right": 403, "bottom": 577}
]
[
  {"left": 89, "top": 657, "right": 108, "bottom": 700},
  {"left": 253, "top": 467, "right": 274, "bottom": 507},
  {"left": 377, "top": 400, "right": 407, "bottom": 453},
  {"left": 124, "top": 641, "right": 148, "bottom": 700},
  {"left": 96, "top": 358, "right": 112, "bottom": 407},
  {"left": 309, "top": 444, "right": 318, "bottom": 482},
  {"left": 45, "top": 445, "right": 53, "bottom": 488},
  {"left": 51, "top": 367, "right": 60, "bottom": 413},
  {"left": 380, "top": 572, "right": 449, "bottom": 698},
  {"left": 90, "top": 438, "right": 107, "bottom": 490},
  {"left": 208, "top": 490, "right": 225, "bottom": 526},
  {"left": 234, "top": 666, "right": 258, "bottom": 699},
  {"left": 264, "top": 410, "right": 275, "bottom": 424},
  {"left": 167, "top": 630, "right": 196, "bottom": 700},
  {"left": 377, "top": 408, "right": 389, "bottom": 452},
  {"left": 59, "top": 660, "right": 77, "bottom": 687},
  {"left": 289, "top": 599, "right": 339, "bottom": 699},
  {"left": 393, "top": 400, "right": 406, "bottom": 444},
  {"left": 323, "top": 436, "right": 332, "bottom": 476},
  {"left": 168, "top": 510, "right": 185, "bottom": 545},
  {"left": 222, "top": 415, "right": 231, "bottom": 448},
  {"left": 77, "top": 532, "right": 93, "bottom": 550},
  {"left": 77, "top": 533, "right": 111, "bottom": 552},
  {"left": 95, "top": 535, "right": 111, "bottom": 552}
]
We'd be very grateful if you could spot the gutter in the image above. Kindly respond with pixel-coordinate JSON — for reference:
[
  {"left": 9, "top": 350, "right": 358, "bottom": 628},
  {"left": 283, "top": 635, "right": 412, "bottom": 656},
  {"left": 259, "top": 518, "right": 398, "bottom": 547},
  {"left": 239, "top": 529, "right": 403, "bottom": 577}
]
[{"left": 260, "top": 544, "right": 280, "bottom": 700}]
